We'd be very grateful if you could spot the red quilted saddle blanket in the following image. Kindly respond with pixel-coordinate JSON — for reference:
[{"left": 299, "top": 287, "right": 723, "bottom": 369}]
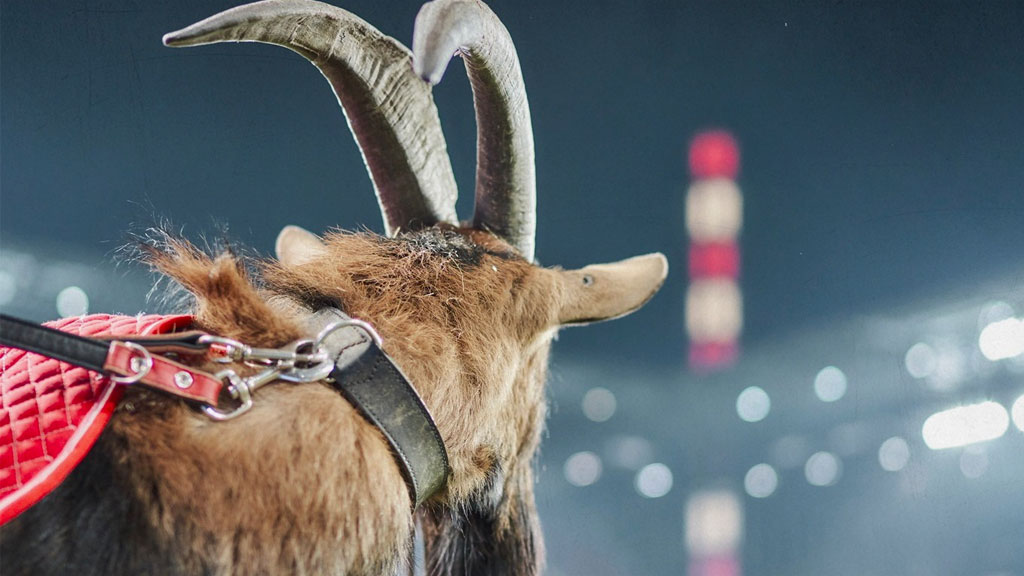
[{"left": 0, "top": 313, "right": 192, "bottom": 525}]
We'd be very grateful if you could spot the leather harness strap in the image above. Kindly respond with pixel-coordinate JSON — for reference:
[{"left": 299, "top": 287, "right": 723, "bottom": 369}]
[
  {"left": 0, "top": 311, "right": 450, "bottom": 508},
  {"left": 0, "top": 314, "right": 110, "bottom": 371},
  {"left": 0, "top": 315, "right": 223, "bottom": 406},
  {"left": 305, "top": 308, "right": 449, "bottom": 507},
  {"left": 103, "top": 341, "right": 225, "bottom": 406}
]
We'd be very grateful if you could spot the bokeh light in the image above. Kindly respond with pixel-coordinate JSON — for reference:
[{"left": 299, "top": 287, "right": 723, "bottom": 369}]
[
  {"left": 606, "top": 435, "right": 655, "bottom": 470},
  {"left": 979, "top": 317, "right": 1024, "bottom": 361},
  {"left": 634, "top": 463, "right": 673, "bottom": 498},
  {"left": 685, "top": 490, "right": 743, "bottom": 556},
  {"left": 905, "top": 342, "right": 937, "bottom": 379},
  {"left": 922, "top": 401, "right": 1009, "bottom": 450},
  {"left": 804, "top": 452, "right": 842, "bottom": 486},
  {"left": 564, "top": 451, "right": 602, "bottom": 487},
  {"left": 878, "top": 437, "right": 910, "bottom": 472},
  {"left": 814, "top": 366, "right": 847, "bottom": 402},
  {"left": 685, "top": 179, "right": 743, "bottom": 242},
  {"left": 736, "top": 386, "right": 770, "bottom": 423},
  {"left": 689, "top": 130, "right": 740, "bottom": 179},
  {"left": 928, "top": 344, "right": 967, "bottom": 391},
  {"left": 686, "top": 278, "right": 743, "bottom": 342},
  {"left": 1012, "top": 394, "right": 1024, "bottom": 433},
  {"left": 744, "top": 463, "right": 779, "bottom": 498},
  {"left": 959, "top": 446, "right": 989, "bottom": 479},
  {"left": 56, "top": 286, "right": 89, "bottom": 317},
  {"left": 582, "top": 387, "right": 617, "bottom": 422},
  {"left": 978, "top": 301, "right": 1015, "bottom": 328}
]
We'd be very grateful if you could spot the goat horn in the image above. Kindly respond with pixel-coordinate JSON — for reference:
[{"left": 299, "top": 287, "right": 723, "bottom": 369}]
[
  {"left": 164, "top": 0, "right": 459, "bottom": 236},
  {"left": 413, "top": 0, "right": 537, "bottom": 261}
]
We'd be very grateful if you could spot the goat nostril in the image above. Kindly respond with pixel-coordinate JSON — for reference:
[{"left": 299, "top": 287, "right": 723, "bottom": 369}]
[{"left": 581, "top": 275, "right": 594, "bottom": 286}]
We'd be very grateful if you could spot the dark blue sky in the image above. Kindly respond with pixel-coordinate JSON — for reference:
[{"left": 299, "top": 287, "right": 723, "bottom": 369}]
[{"left": 3, "top": 0, "right": 1023, "bottom": 365}]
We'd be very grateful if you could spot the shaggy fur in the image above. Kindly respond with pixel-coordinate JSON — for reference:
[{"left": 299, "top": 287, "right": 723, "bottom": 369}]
[
  {"left": 3, "top": 0, "right": 673, "bottom": 571},
  {"left": 2, "top": 219, "right": 667, "bottom": 574},
  {"left": 1, "top": 226, "right": 561, "bottom": 575},
  {"left": 263, "top": 227, "right": 558, "bottom": 574}
]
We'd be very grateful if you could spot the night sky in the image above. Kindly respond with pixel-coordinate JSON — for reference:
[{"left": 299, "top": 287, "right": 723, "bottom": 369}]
[{"left": 3, "top": 1, "right": 1024, "bottom": 574}]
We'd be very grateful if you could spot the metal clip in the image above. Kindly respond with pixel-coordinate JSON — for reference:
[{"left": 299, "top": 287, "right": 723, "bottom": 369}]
[
  {"left": 197, "top": 334, "right": 330, "bottom": 368},
  {"left": 196, "top": 319, "right": 382, "bottom": 420},
  {"left": 201, "top": 370, "right": 253, "bottom": 421},
  {"left": 243, "top": 346, "right": 329, "bottom": 366},
  {"left": 245, "top": 366, "right": 283, "bottom": 394},
  {"left": 197, "top": 335, "right": 249, "bottom": 364},
  {"left": 276, "top": 339, "right": 335, "bottom": 383}
]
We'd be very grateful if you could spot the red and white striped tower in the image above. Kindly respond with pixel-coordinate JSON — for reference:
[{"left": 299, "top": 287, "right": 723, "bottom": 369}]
[{"left": 686, "top": 130, "right": 743, "bottom": 371}]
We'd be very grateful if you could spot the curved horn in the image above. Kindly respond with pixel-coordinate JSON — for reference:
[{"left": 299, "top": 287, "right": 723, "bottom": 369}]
[
  {"left": 413, "top": 0, "right": 537, "bottom": 261},
  {"left": 164, "top": 0, "right": 459, "bottom": 236}
]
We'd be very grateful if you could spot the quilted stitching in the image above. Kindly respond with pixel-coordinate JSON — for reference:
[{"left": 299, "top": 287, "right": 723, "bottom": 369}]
[{"left": 0, "top": 314, "right": 177, "bottom": 500}]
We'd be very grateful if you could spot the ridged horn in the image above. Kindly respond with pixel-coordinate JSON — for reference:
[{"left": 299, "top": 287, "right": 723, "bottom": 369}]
[
  {"left": 413, "top": 0, "right": 537, "bottom": 261},
  {"left": 164, "top": 0, "right": 459, "bottom": 236}
]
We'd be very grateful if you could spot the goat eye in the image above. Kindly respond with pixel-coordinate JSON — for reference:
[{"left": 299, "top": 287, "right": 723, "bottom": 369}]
[{"left": 581, "top": 274, "right": 594, "bottom": 286}]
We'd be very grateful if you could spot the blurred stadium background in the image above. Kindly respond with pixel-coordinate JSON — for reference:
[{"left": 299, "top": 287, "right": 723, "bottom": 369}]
[{"left": 3, "top": 1, "right": 1024, "bottom": 574}]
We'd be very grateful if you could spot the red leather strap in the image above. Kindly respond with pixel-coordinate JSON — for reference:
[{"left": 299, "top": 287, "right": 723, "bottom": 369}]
[
  {"left": 1, "top": 313, "right": 200, "bottom": 526},
  {"left": 104, "top": 342, "right": 224, "bottom": 406}
]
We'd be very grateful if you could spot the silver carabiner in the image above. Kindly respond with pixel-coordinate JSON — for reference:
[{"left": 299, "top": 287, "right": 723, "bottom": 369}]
[
  {"left": 276, "top": 319, "right": 382, "bottom": 383},
  {"left": 195, "top": 320, "right": 382, "bottom": 419},
  {"left": 245, "top": 366, "right": 284, "bottom": 394},
  {"left": 201, "top": 370, "right": 253, "bottom": 421},
  {"left": 276, "top": 339, "right": 335, "bottom": 383}
]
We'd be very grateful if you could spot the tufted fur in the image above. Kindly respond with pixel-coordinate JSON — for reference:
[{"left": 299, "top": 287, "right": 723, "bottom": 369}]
[
  {"left": 0, "top": 0, "right": 671, "bottom": 571},
  {"left": 3, "top": 225, "right": 621, "bottom": 575}
]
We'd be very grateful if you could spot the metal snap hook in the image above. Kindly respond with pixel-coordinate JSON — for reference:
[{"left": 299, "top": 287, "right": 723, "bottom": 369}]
[
  {"left": 276, "top": 339, "right": 336, "bottom": 383},
  {"left": 201, "top": 370, "right": 254, "bottom": 421}
]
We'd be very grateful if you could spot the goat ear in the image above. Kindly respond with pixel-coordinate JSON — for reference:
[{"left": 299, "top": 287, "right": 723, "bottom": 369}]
[
  {"left": 275, "top": 225, "right": 327, "bottom": 267},
  {"left": 557, "top": 253, "right": 668, "bottom": 326}
]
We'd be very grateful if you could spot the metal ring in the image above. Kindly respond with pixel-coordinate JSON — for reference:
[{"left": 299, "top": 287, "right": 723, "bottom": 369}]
[
  {"left": 314, "top": 318, "right": 383, "bottom": 349},
  {"left": 110, "top": 342, "right": 153, "bottom": 385}
]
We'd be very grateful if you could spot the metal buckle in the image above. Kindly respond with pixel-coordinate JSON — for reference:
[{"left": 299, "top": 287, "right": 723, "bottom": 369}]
[{"left": 110, "top": 342, "right": 154, "bottom": 385}]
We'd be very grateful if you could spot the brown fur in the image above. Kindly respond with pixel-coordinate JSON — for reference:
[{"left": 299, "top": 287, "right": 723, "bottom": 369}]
[
  {"left": 117, "top": 226, "right": 559, "bottom": 574},
  {"left": 2, "top": 222, "right": 663, "bottom": 575},
  {"left": 0, "top": 2, "right": 672, "bottom": 572}
]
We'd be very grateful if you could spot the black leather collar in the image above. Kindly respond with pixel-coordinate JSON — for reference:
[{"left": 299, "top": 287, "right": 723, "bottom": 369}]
[{"left": 304, "top": 308, "right": 450, "bottom": 507}]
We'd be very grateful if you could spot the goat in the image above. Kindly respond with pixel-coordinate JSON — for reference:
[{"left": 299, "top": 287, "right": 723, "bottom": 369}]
[{"left": 0, "top": 0, "right": 667, "bottom": 574}]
